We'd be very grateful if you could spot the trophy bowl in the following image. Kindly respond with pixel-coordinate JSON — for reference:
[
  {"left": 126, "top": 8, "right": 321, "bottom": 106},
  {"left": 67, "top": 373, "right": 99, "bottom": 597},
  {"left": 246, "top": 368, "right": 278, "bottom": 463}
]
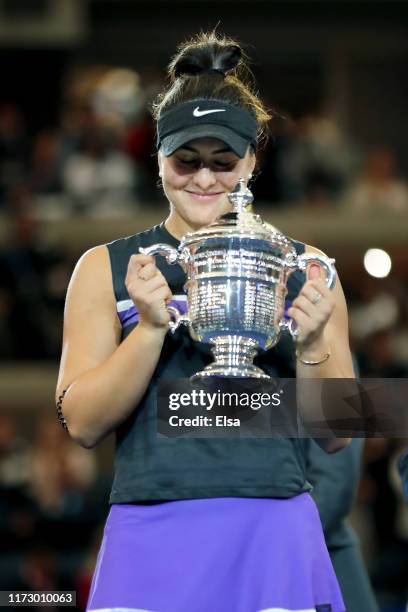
[{"left": 140, "top": 180, "right": 336, "bottom": 379}]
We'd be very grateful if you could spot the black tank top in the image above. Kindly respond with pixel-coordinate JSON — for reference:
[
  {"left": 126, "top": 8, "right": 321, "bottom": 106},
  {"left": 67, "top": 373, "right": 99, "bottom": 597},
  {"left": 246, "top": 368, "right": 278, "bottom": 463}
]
[{"left": 107, "top": 222, "right": 312, "bottom": 502}]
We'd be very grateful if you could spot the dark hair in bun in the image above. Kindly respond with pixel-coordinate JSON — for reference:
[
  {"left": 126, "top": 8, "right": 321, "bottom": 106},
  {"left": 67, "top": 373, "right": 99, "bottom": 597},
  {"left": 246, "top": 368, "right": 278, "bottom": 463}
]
[
  {"left": 152, "top": 31, "right": 271, "bottom": 148},
  {"left": 171, "top": 41, "right": 242, "bottom": 78}
]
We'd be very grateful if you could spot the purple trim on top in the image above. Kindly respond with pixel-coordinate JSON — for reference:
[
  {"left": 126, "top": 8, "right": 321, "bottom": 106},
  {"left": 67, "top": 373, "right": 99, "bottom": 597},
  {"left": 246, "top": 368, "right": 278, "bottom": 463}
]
[
  {"left": 119, "top": 299, "right": 293, "bottom": 328},
  {"left": 119, "top": 299, "right": 188, "bottom": 329}
]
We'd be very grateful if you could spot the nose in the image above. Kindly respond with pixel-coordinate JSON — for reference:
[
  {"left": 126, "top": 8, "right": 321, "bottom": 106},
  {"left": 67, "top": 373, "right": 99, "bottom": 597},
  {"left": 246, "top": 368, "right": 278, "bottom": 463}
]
[{"left": 191, "top": 167, "right": 217, "bottom": 191}]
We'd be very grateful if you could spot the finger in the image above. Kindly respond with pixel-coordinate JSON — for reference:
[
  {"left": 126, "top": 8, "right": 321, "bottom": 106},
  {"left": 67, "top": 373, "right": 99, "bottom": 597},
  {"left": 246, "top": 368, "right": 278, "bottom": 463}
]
[
  {"left": 299, "top": 285, "right": 328, "bottom": 307},
  {"left": 142, "top": 274, "right": 169, "bottom": 294},
  {"left": 148, "top": 285, "right": 174, "bottom": 305},
  {"left": 126, "top": 274, "right": 167, "bottom": 300},
  {"left": 291, "top": 295, "right": 317, "bottom": 318},
  {"left": 287, "top": 307, "right": 311, "bottom": 340},
  {"left": 289, "top": 297, "right": 332, "bottom": 334},
  {"left": 135, "top": 253, "right": 156, "bottom": 265},
  {"left": 128, "top": 253, "right": 156, "bottom": 271},
  {"left": 137, "top": 262, "right": 158, "bottom": 281},
  {"left": 308, "top": 283, "right": 335, "bottom": 315},
  {"left": 307, "top": 263, "right": 323, "bottom": 281},
  {"left": 301, "top": 279, "right": 331, "bottom": 301}
]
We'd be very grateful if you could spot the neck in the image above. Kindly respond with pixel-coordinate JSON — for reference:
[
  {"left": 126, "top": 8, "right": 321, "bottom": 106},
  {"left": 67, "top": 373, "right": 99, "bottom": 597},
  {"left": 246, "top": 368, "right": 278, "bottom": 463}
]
[
  {"left": 164, "top": 216, "right": 190, "bottom": 240},
  {"left": 164, "top": 211, "right": 212, "bottom": 239}
]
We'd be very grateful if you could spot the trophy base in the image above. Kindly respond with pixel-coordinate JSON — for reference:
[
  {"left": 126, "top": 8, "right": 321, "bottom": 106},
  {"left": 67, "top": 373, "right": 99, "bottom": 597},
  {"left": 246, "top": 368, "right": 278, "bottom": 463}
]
[
  {"left": 191, "top": 335, "right": 270, "bottom": 380},
  {"left": 192, "top": 363, "right": 269, "bottom": 380}
]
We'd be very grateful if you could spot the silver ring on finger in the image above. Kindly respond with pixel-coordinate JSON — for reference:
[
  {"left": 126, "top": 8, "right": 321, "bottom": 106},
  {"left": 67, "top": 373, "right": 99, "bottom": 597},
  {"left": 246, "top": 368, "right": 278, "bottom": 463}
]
[{"left": 311, "top": 291, "right": 322, "bottom": 305}]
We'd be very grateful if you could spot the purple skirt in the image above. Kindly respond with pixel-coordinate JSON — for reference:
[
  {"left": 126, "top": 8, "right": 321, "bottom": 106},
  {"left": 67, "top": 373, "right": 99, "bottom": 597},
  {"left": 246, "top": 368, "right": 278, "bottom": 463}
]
[{"left": 86, "top": 494, "right": 345, "bottom": 612}]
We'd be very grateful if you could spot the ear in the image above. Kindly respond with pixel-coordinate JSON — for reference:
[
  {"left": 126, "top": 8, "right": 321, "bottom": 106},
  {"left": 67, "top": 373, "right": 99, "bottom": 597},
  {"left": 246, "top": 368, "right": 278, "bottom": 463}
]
[
  {"left": 157, "top": 151, "right": 163, "bottom": 177},
  {"left": 246, "top": 155, "right": 256, "bottom": 184},
  {"left": 248, "top": 150, "right": 256, "bottom": 176}
]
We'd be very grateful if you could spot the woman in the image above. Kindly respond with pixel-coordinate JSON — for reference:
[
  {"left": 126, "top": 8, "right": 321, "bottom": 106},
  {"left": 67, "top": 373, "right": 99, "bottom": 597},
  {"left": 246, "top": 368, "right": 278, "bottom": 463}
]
[{"left": 56, "top": 32, "right": 355, "bottom": 612}]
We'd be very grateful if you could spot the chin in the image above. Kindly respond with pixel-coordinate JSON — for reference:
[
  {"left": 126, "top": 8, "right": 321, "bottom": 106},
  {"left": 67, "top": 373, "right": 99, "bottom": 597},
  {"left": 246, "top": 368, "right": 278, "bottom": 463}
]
[
  {"left": 188, "top": 211, "right": 219, "bottom": 230},
  {"left": 184, "top": 198, "right": 228, "bottom": 225}
]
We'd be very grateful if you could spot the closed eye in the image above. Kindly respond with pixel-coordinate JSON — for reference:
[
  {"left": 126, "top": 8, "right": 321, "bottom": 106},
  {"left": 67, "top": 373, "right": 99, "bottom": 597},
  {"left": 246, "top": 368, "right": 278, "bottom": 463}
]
[
  {"left": 213, "top": 160, "right": 236, "bottom": 170},
  {"left": 172, "top": 156, "right": 238, "bottom": 172},
  {"left": 175, "top": 158, "right": 200, "bottom": 168}
]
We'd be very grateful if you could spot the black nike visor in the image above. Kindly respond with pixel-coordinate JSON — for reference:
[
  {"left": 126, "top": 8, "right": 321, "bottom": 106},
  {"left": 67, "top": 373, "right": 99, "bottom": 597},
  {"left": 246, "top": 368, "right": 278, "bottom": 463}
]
[{"left": 156, "top": 99, "right": 258, "bottom": 159}]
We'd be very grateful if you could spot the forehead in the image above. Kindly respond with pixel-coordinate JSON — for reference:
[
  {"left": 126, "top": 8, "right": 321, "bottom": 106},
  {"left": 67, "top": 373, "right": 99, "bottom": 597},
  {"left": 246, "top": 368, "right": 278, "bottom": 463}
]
[{"left": 176, "top": 137, "right": 234, "bottom": 155}]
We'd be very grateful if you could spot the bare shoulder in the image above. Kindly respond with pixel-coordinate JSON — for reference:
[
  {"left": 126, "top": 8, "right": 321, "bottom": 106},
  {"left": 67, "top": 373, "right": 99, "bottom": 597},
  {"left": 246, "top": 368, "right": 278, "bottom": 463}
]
[
  {"left": 304, "top": 243, "right": 330, "bottom": 258},
  {"left": 67, "top": 244, "right": 113, "bottom": 300},
  {"left": 56, "top": 244, "right": 120, "bottom": 396},
  {"left": 64, "top": 243, "right": 119, "bottom": 334}
]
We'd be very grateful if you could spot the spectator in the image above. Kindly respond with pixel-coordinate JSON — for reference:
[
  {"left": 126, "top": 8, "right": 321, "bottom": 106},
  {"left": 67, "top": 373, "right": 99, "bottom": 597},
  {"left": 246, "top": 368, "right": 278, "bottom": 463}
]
[
  {"left": 29, "top": 129, "right": 64, "bottom": 196},
  {"left": 345, "top": 145, "right": 408, "bottom": 215},
  {"left": 62, "top": 124, "right": 136, "bottom": 215},
  {"left": 0, "top": 187, "right": 71, "bottom": 359},
  {"left": 256, "top": 111, "right": 356, "bottom": 207}
]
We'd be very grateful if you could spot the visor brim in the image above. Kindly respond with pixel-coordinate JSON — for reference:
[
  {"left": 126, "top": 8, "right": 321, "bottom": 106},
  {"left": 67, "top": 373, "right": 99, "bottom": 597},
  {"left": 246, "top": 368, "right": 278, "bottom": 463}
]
[{"left": 160, "top": 125, "right": 251, "bottom": 159}]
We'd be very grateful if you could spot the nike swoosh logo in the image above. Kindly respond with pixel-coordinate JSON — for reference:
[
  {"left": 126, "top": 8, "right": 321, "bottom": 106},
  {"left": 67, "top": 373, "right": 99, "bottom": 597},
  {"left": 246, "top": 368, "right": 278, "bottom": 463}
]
[{"left": 193, "top": 106, "right": 226, "bottom": 117}]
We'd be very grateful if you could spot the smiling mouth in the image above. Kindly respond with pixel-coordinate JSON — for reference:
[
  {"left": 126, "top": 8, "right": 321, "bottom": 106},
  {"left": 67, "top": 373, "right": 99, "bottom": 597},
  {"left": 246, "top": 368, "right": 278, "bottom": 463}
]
[{"left": 185, "top": 191, "right": 224, "bottom": 200}]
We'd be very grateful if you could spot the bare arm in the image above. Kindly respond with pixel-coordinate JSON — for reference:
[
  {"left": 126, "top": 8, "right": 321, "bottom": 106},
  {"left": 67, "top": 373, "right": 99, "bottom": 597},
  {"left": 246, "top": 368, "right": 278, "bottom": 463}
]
[
  {"left": 56, "top": 246, "right": 171, "bottom": 449},
  {"left": 288, "top": 245, "right": 355, "bottom": 453}
]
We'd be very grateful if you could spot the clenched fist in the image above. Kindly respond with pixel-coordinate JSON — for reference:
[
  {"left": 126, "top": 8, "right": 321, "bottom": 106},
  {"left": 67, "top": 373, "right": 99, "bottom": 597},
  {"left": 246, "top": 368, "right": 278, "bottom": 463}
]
[
  {"left": 287, "top": 263, "right": 335, "bottom": 348},
  {"left": 125, "top": 253, "right": 173, "bottom": 330}
]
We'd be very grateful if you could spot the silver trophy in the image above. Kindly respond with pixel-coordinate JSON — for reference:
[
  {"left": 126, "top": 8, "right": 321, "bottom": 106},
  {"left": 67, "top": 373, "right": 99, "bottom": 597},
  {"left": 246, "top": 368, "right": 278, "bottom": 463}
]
[{"left": 140, "top": 179, "right": 336, "bottom": 379}]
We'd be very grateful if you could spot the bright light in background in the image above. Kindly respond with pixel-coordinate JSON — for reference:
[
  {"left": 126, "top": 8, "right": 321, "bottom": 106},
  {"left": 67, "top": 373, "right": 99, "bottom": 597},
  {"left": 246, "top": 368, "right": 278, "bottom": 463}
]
[
  {"left": 364, "top": 248, "right": 392, "bottom": 278},
  {"left": 93, "top": 68, "right": 144, "bottom": 124}
]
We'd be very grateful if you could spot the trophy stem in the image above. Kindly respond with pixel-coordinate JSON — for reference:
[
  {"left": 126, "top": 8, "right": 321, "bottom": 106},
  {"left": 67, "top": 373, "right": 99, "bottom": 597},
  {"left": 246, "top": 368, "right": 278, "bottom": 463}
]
[{"left": 191, "top": 336, "right": 270, "bottom": 380}]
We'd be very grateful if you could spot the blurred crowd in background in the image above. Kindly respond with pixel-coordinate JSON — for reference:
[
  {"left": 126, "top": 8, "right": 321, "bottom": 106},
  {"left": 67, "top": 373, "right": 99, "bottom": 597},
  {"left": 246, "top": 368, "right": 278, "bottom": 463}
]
[
  {"left": 1, "top": 73, "right": 408, "bottom": 217},
  {"left": 0, "top": 5, "right": 408, "bottom": 610},
  {"left": 1, "top": 65, "right": 408, "bottom": 368},
  {"left": 0, "top": 413, "right": 109, "bottom": 610}
]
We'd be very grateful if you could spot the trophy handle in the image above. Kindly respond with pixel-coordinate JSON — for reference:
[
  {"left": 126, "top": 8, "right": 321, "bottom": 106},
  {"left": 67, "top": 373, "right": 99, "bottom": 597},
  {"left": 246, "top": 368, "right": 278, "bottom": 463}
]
[
  {"left": 139, "top": 243, "right": 180, "bottom": 264},
  {"left": 138, "top": 244, "right": 190, "bottom": 333},
  {"left": 292, "top": 252, "right": 337, "bottom": 290},
  {"left": 166, "top": 306, "right": 190, "bottom": 334},
  {"left": 280, "top": 252, "right": 337, "bottom": 339}
]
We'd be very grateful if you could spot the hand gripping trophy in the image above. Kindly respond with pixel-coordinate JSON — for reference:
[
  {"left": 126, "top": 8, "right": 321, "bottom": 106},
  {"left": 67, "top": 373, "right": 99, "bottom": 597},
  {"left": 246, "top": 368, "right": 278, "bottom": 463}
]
[{"left": 140, "top": 180, "right": 336, "bottom": 379}]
